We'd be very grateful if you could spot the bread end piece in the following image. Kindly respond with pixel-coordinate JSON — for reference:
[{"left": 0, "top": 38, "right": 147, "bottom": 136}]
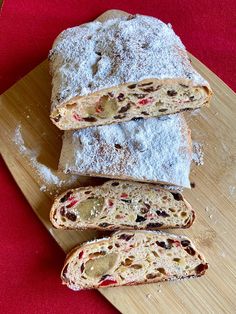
[{"left": 61, "top": 230, "right": 208, "bottom": 290}]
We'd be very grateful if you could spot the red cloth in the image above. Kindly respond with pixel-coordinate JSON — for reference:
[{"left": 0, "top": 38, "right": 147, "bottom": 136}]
[{"left": 0, "top": 1, "right": 235, "bottom": 313}]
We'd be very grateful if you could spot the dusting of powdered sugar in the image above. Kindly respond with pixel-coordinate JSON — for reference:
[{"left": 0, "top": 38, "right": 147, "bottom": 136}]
[
  {"left": 13, "top": 126, "right": 60, "bottom": 184},
  {"left": 13, "top": 125, "right": 80, "bottom": 190},
  {"left": 49, "top": 14, "right": 209, "bottom": 109},
  {"left": 192, "top": 141, "right": 204, "bottom": 165},
  {"left": 60, "top": 114, "right": 192, "bottom": 188}
]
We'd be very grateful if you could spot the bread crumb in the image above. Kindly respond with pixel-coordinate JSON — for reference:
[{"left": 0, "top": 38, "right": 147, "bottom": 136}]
[
  {"left": 205, "top": 207, "right": 209, "bottom": 212},
  {"left": 192, "top": 141, "right": 204, "bottom": 165},
  {"left": 209, "top": 214, "right": 213, "bottom": 219},
  {"left": 26, "top": 115, "right": 30, "bottom": 119},
  {"left": 40, "top": 185, "right": 47, "bottom": 192},
  {"left": 229, "top": 185, "right": 235, "bottom": 196},
  {"left": 158, "top": 289, "right": 162, "bottom": 293},
  {"left": 146, "top": 294, "right": 151, "bottom": 299}
]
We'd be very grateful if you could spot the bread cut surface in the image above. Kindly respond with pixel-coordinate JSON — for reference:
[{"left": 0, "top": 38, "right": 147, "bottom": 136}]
[
  {"left": 50, "top": 180, "right": 195, "bottom": 230},
  {"left": 61, "top": 230, "right": 208, "bottom": 290},
  {"left": 59, "top": 114, "right": 192, "bottom": 188},
  {"left": 49, "top": 14, "right": 212, "bottom": 130}
]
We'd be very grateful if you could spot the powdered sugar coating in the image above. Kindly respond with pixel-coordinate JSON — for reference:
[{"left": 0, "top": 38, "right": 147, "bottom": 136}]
[
  {"left": 49, "top": 14, "right": 209, "bottom": 109},
  {"left": 59, "top": 114, "right": 192, "bottom": 188}
]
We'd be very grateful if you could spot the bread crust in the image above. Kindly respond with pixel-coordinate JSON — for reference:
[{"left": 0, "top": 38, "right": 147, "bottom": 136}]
[
  {"left": 59, "top": 114, "right": 192, "bottom": 188},
  {"left": 49, "top": 14, "right": 212, "bottom": 130}
]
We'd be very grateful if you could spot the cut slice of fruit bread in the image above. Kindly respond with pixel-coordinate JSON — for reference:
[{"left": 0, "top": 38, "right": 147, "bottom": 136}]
[
  {"left": 61, "top": 230, "right": 208, "bottom": 290},
  {"left": 50, "top": 180, "right": 195, "bottom": 231}
]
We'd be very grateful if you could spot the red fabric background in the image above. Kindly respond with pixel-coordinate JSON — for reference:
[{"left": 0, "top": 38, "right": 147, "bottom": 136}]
[{"left": 0, "top": 1, "right": 235, "bottom": 313}]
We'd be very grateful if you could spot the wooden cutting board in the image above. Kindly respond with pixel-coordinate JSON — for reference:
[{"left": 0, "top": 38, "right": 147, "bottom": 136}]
[{"left": 0, "top": 9, "right": 235, "bottom": 314}]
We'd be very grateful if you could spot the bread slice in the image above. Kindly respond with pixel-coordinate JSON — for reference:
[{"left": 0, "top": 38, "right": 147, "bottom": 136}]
[
  {"left": 61, "top": 230, "right": 208, "bottom": 290},
  {"left": 59, "top": 114, "right": 192, "bottom": 188},
  {"left": 49, "top": 14, "right": 212, "bottom": 130},
  {"left": 50, "top": 180, "right": 195, "bottom": 231}
]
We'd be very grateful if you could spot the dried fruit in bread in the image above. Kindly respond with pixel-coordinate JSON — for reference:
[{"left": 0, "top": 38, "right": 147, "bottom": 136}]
[
  {"left": 49, "top": 14, "right": 212, "bottom": 130},
  {"left": 61, "top": 230, "right": 208, "bottom": 290},
  {"left": 50, "top": 180, "right": 195, "bottom": 230}
]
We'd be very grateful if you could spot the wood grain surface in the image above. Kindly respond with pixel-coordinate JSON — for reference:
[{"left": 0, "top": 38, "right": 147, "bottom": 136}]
[{"left": 0, "top": 9, "right": 235, "bottom": 314}]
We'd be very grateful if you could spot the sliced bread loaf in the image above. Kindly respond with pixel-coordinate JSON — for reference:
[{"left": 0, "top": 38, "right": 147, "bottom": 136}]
[
  {"left": 59, "top": 114, "right": 192, "bottom": 188},
  {"left": 50, "top": 180, "right": 195, "bottom": 230},
  {"left": 61, "top": 230, "right": 208, "bottom": 290},
  {"left": 49, "top": 14, "right": 211, "bottom": 130}
]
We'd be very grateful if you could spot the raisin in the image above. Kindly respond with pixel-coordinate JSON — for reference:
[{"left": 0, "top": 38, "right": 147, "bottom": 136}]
[
  {"left": 146, "top": 273, "right": 158, "bottom": 279},
  {"left": 179, "top": 83, "right": 188, "bottom": 88},
  {"left": 171, "top": 192, "right": 183, "bottom": 201},
  {"left": 115, "top": 144, "right": 122, "bottom": 149},
  {"left": 111, "top": 182, "right": 119, "bottom": 186},
  {"left": 131, "top": 264, "right": 142, "bottom": 269},
  {"left": 84, "top": 190, "right": 92, "bottom": 194},
  {"left": 139, "top": 82, "right": 152, "bottom": 87},
  {"left": 108, "top": 199, "right": 114, "bottom": 207},
  {"left": 185, "top": 246, "right": 196, "bottom": 256},
  {"left": 60, "top": 207, "right": 66, "bottom": 216},
  {"left": 156, "top": 241, "right": 171, "bottom": 249},
  {"left": 118, "top": 103, "right": 131, "bottom": 113},
  {"left": 127, "top": 84, "right": 136, "bottom": 89},
  {"left": 141, "top": 111, "right": 149, "bottom": 115},
  {"left": 147, "top": 222, "right": 163, "bottom": 228},
  {"left": 121, "top": 199, "right": 131, "bottom": 203},
  {"left": 99, "top": 223, "right": 110, "bottom": 228},
  {"left": 159, "top": 108, "right": 168, "bottom": 112},
  {"left": 190, "top": 182, "right": 196, "bottom": 188},
  {"left": 80, "top": 263, "right": 85, "bottom": 273},
  {"left": 79, "top": 251, "right": 84, "bottom": 259},
  {"left": 135, "top": 215, "right": 146, "bottom": 223},
  {"left": 140, "top": 86, "right": 154, "bottom": 92},
  {"left": 114, "top": 115, "right": 125, "bottom": 119},
  {"left": 89, "top": 251, "right": 106, "bottom": 258},
  {"left": 144, "top": 203, "right": 151, "bottom": 209},
  {"left": 108, "top": 92, "right": 114, "bottom": 97},
  {"left": 95, "top": 51, "right": 101, "bottom": 56},
  {"left": 122, "top": 258, "right": 133, "bottom": 266},
  {"left": 117, "top": 93, "right": 125, "bottom": 101},
  {"left": 83, "top": 117, "right": 97, "bottom": 122},
  {"left": 157, "top": 267, "right": 166, "bottom": 275},
  {"left": 61, "top": 191, "right": 73, "bottom": 203},
  {"left": 156, "top": 210, "right": 170, "bottom": 218},
  {"left": 140, "top": 207, "right": 149, "bottom": 214},
  {"left": 118, "top": 234, "right": 134, "bottom": 241},
  {"left": 195, "top": 263, "right": 208, "bottom": 275},
  {"left": 65, "top": 212, "right": 77, "bottom": 221},
  {"left": 131, "top": 117, "right": 143, "bottom": 121},
  {"left": 53, "top": 114, "right": 62, "bottom": 122},
  {"left": 167, "top": 90, "right": 177, "bottom": 96},
  {"left": 181, "top": 240, "right": 191, "bottom": 247},
  {"left": 189, "top": 96, "right": 195, "bottom": 101}
]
